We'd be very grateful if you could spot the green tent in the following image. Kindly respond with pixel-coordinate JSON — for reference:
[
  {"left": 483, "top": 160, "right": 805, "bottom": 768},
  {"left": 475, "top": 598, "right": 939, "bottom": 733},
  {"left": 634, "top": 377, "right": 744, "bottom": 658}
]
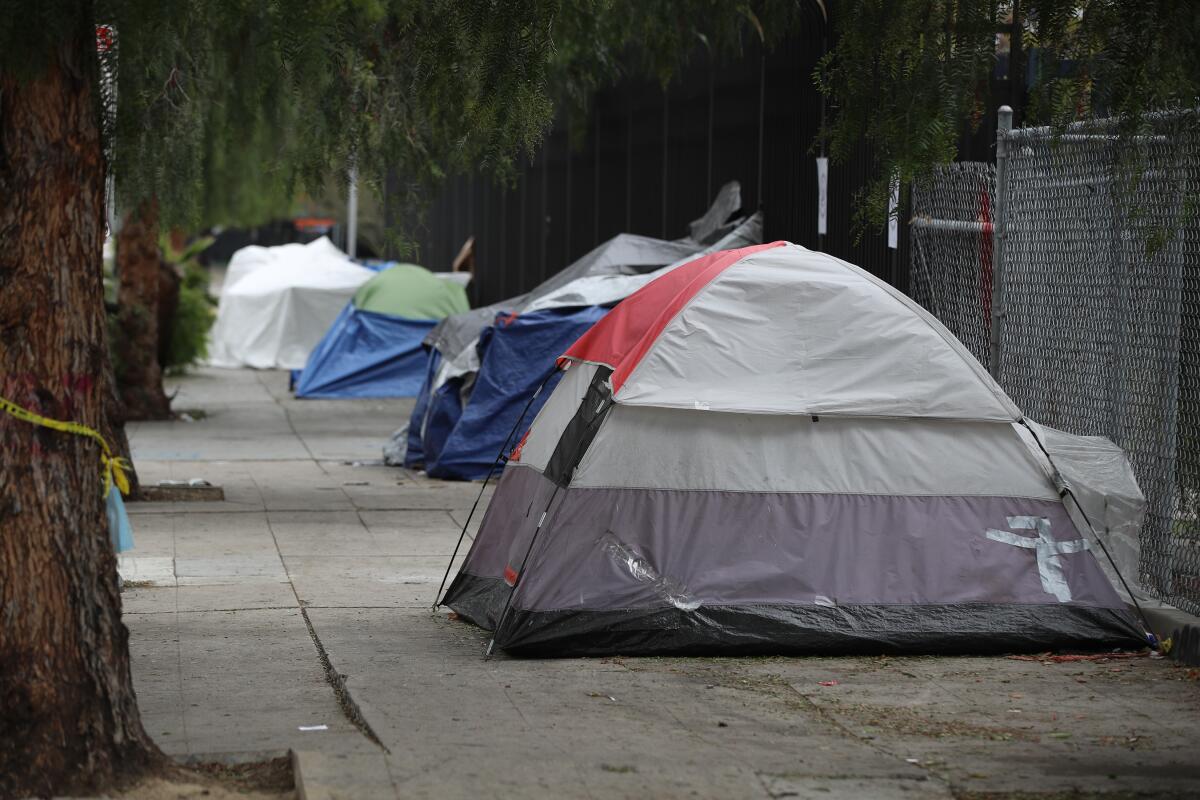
[{"left": 353, "top": 264, "right": 470, "bottom": 319}]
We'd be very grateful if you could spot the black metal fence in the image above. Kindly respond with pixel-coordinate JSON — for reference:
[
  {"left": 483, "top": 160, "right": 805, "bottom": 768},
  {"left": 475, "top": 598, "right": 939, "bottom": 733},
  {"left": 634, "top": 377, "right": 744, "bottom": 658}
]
[{"left": 395, "top": 23, "right": 909, "bottom": 307}]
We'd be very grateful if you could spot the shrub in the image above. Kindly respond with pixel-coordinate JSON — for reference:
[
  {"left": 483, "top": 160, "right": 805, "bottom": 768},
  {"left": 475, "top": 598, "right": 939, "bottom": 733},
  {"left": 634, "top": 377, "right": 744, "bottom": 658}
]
[{"left": 163, "top": 261, "right": 216, "bottom": 375}]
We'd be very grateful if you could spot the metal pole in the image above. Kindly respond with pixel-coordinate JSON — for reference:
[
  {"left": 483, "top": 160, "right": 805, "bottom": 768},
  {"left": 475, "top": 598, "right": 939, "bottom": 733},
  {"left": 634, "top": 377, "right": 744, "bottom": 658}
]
[
  {"left": 817, "top": 33, "right": 828, "bottom": 253},
  {"left": 989, "top": 105, "right": 1013, "bottom": 379},
  {"left": 486, "top": 485, "right": 561, "bottom": 659},
  {"left": 346, "top": 165, "right": 359, "bottom": 259}
]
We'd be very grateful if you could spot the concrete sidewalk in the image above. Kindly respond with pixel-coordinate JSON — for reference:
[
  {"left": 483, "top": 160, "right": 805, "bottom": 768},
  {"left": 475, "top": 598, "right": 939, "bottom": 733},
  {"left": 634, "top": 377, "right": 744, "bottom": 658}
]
[{"left": 123, "top": 368, "right": 1200, "bottom": 799}]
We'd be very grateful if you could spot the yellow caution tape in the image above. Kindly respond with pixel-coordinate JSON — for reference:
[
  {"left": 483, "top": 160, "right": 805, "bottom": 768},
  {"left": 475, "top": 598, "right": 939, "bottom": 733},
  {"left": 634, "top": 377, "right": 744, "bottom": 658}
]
[{"left": 0, "top": 395, "right": 131, "bottom": 497}]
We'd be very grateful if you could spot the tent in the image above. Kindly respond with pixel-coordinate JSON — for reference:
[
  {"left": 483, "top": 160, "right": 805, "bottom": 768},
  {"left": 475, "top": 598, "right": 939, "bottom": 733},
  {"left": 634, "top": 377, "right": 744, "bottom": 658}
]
[
  {"left": 400, "top": 184, "right": 761, "bottom": 477},
  {"left": 441, "top": 241, "right": 1148, "bottom": 656},
  {"left": 208, "top": 237, "right": 375, "bottom": 369},
  {"left": 293, "top": 264, "right": 470, "bottom": 398},
  {"left": 409, "top": 229, "right": 701, "bottom": 479},
  {"left": 421, "top": 306, "right": 607, "bottom": 479}
]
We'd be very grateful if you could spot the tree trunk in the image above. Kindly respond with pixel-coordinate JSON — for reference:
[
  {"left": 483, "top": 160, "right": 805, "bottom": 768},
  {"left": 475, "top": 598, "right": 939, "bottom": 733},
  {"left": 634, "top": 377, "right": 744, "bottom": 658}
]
[
  {"left": 115, "top": 198, "right": 173, "bottom": 420},
  {"left": 0, "top": 29, "right": 162, "bottom": 800}
]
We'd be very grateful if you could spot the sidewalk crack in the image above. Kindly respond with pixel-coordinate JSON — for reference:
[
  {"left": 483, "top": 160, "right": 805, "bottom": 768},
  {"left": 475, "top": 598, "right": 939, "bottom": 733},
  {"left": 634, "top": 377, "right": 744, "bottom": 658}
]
[
  {"left": 298, "top": 602, "right": 390, "bottom": 754},
  {"left": 254, "top": 469, "right": 390, "bottom": 753}
]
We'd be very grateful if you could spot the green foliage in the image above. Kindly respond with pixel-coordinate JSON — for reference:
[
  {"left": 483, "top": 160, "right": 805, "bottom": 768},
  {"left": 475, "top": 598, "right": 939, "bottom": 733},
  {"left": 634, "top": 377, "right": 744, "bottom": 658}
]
[
  {"left": 818, "top": 0, "right": 1200, "bottom": 234},
  {"left": 5, "top": 1, "right": 1196, "bottom": 242},
  {"left": 0, "top": 0, "right": 810, "bottom": 242},
  {"left": 0, "top": 0, "right": 564, "bottom": 230},
  {"left": 160, "top": 233, "right": 215, "bottom": 268},
  {"left": 180, "top": 260, "right": 215, "bottom": 301},
  {"left": 164, "top": 276, "right": 215, "bottom": 375},
  {"left": 160, "top": 237, "right": 217, "bottom": 373},
  {"left": 815, "top": 0, "right": 998, "bottom": 234},
  {"left": 552, "top": 2, "right": 799, "bottom": 92}
]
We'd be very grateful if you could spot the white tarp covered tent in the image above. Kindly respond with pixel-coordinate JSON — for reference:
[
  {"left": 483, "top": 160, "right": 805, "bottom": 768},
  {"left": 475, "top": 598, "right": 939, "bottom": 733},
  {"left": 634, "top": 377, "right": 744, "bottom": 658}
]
[{"left": 207, "top": 237, "right": 375, "bottom": 369}]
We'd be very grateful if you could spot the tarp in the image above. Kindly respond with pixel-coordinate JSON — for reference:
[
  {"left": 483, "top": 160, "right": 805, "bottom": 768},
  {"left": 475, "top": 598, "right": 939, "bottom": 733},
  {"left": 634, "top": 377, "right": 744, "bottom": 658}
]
[
  {"left": 403, "top": 193, "right": 762, "bottom": 474},
  {"left": 423, "top": 306, "right": 607, "bottom": 480},
  {"left": 418, "top": 374, "right": 469, "bottom": 470},
  {"left": 393, "top": 349, "right": 442, "bottom": 466},
  {"left": 419, "top": 233, "right": 700, "bottom": 391},
  {"left": 442, "top": 242, "right": 1148, "bottom": 656},
  {"left": 521, "top": 212, "right": 763, "bottom": 314},
  {"left": 293, "top": 306, "right": 436, "bottom": 398},
  {"left": 1018, "top": 420, "right": 1147, "bottom": 602},
  {"left": 294, "top": 264, "right": 470, "bottom": 398},
  {"left": 208, "top": 237, "right": 374, "bottom": 369},
  {"left": 403, "top": 228, "right": 707, "bottom": 470},
  {"left": 351, "top": 263, "right": 469, "bottom": 318},
  {"left": 420, "top": 182, "right": 747, "bottom": 380}
]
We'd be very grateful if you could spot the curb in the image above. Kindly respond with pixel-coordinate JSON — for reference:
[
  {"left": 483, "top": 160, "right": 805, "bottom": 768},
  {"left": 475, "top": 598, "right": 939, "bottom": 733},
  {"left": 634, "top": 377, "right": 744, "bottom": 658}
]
[
  {"left": 292, "top": 749, "right": 395, "bottom": 800},
  {"left": 1142, "top": 604, "right": 1200, "bottom": 666}
]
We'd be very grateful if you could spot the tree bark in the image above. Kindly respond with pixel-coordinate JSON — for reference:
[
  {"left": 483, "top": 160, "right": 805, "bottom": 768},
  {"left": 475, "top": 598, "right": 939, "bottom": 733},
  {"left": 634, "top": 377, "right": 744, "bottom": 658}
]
[
  {"left": 0, "top": 28, "right": 162, "bottom": 800},
  {"left": 115, "top": 197, "right": 173, "bottom": 420}
]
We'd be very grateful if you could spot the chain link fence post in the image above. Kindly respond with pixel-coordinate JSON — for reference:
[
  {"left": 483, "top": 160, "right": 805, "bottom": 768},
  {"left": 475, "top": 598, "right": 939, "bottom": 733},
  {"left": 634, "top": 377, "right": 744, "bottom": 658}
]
[{"left": 989, "top": 106, "right": 1013, "bottom": 379}]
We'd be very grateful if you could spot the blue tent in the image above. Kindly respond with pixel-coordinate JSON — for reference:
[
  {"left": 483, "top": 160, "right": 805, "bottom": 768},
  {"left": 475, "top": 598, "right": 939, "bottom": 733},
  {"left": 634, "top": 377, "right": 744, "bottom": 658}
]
[
  {"left": 295, "top": 264, "right": 469, "bottom": 399},
  {"left": 422, "top": 306, "right": 607, "bottom": 480},
  {"left": 403, "top": 349, "right": 441, "bottom": 466},
  {"left": 417, "top": 374, "right": 468, "bottom": 468},
  {"left": 403, "top": 350, "right": 469, "bottom": 470},
  {"left": 294, "top": 305, "right": 437, "bottom": 398}
]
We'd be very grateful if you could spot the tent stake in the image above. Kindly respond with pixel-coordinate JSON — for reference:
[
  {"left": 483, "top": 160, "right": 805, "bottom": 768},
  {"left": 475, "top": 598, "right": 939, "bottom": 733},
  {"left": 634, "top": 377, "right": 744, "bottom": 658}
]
[{"left": 432, "top": 369, "right": 558, "bottom": 611}]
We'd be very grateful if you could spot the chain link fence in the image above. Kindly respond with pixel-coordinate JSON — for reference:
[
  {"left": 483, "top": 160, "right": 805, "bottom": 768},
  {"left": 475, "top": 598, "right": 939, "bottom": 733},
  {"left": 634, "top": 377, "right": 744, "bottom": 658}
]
[{"left": 911, "top": 112, "right": 1200, "bottom": 617}]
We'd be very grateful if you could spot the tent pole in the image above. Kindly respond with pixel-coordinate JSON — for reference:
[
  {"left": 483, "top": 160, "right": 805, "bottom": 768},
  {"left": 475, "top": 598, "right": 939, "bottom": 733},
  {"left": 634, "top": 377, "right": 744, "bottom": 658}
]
[
  {"left": 485, "top": 392, "right": 614, "bottom": 657},
  {"left": 1018, "top": 420, "right": 1157, "bottom": 647},
  {"left": 432, "top": 369, "right": 558, "bottom": 610},
  {"left": 486, "top": 485, "right": 562, "bottom": 659}
]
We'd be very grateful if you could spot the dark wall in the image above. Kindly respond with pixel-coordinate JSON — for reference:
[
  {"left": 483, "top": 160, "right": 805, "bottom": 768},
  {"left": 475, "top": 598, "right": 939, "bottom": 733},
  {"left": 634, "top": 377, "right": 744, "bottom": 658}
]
[{"left": 400, "top": 19, "right": 910, "bottom": 307}]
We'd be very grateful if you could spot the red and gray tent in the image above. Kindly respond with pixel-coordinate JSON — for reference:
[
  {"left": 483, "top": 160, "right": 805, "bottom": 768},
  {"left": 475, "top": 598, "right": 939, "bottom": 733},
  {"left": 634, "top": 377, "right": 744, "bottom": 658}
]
[{"left": 441, "top": 242, "right": 1148, "bottom": 656}]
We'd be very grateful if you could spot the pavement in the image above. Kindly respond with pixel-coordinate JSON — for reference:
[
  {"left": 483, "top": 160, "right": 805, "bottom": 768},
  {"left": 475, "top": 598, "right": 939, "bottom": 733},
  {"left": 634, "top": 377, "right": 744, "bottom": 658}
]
[{"left": 122, "top": 367, "right": 1200, "bottom": 800}]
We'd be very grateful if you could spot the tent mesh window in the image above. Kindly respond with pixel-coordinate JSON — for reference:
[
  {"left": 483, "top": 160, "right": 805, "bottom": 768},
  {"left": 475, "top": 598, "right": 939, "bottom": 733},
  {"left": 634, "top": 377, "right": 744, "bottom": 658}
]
[{"left": 911, "top": 111, "right": 1200, "bottom": 618}]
